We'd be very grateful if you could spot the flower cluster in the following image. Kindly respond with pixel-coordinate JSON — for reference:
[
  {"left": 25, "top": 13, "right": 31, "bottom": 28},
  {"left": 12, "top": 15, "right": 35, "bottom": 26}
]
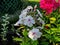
[
  {"left": 14, "top": 5, "right": 45, "bottom": 40},
  {"left": 14, "top": 6, "right": 33, "bottom": 27},
  {"left": 40, "top": 0, "right": 59, "bottom": 14}
]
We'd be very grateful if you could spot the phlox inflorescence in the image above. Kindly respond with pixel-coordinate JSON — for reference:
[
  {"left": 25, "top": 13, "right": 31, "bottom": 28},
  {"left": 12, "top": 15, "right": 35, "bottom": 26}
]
[{"left": 14, "top": 5, "right": 45, "bottom": 40}]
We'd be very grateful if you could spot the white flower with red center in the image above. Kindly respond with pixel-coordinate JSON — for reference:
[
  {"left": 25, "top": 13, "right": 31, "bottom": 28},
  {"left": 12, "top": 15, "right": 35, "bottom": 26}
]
[
  {"left": 28, "top": 28, "right": 42, "bottom": 40},
  {"left": 24, "top": 16, "right": 35, "bottom": 27}
]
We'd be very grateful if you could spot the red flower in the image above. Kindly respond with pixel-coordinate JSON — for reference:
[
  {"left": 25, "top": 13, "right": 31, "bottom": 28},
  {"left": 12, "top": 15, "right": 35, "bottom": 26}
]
[
  {"left": 58, "top": 0, "right": 60, "bottom": 6},
  {"left": 40, "top": 0, "right": 59, "bottom": 14}
]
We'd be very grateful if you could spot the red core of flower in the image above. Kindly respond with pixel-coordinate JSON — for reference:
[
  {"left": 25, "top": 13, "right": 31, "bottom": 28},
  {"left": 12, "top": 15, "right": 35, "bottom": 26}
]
[
  {"left": 28, "top": 19, "right": 31, "bottom": 21},
  {"left": 32, "top": 32, "right": 36, "bottom": 35}
]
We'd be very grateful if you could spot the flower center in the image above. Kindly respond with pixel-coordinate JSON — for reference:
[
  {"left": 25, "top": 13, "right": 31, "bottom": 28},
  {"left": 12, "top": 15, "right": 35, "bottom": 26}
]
[
  {"left": 32, "top": 32, "right": 36, "bottom": 35},
  {"left": 28, "top": 19, "right": 31, "bottom": 21}
]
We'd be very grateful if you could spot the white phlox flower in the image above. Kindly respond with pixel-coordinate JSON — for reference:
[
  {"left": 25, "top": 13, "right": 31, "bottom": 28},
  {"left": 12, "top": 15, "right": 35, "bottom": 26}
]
[
  {"left": 24, "top": 16, "right": 35, "bottom": 27},
  {"left": 28, "top": 28, "right": 42, "bottom": 40}
]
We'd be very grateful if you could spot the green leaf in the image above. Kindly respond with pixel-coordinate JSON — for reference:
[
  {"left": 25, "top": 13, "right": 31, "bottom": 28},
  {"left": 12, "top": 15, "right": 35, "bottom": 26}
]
[
  {"left": 22, "top": 29, "right": 28, "bottom": 37},
  {"left": 55, "top": 37, "right": 60, "bottom": 42},
  {"left": 43, "top": 34, "right": 51, "bottom": 39},
  {"left": 13, "top": 37, "right": 22, "bottom": 41},
  {"left": 41, "top": 42, "right": 49, "bottom": 45}
]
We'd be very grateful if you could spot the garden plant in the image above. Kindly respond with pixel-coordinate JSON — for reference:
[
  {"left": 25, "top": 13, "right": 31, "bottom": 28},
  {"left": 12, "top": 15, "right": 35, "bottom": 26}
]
[{"left": 0, "top": 0, "right": 60, "bottom": 45}]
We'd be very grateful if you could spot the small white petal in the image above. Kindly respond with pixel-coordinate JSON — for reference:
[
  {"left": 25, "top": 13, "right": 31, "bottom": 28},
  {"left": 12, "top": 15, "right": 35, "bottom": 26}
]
[
  {"left": 26, "top": 6, "right": 33, "bottom": 10},
  {"left": 37, "top": 9, "right": 43, "bottom": 18}
]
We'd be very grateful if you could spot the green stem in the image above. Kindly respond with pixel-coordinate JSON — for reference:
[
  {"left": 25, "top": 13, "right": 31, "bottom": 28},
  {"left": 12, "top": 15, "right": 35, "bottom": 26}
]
[{"left": 53, "top": 42, "right": 55, "bottom": 45}]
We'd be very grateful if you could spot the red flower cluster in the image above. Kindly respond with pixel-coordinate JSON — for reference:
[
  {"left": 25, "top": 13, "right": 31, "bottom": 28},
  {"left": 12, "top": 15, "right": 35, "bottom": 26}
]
[
  {"left": 40, "top": 0, "right": 60, "bottom": 14},
  {"left": 59, "top": 0, "right": 60, "bottom": 6}
]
